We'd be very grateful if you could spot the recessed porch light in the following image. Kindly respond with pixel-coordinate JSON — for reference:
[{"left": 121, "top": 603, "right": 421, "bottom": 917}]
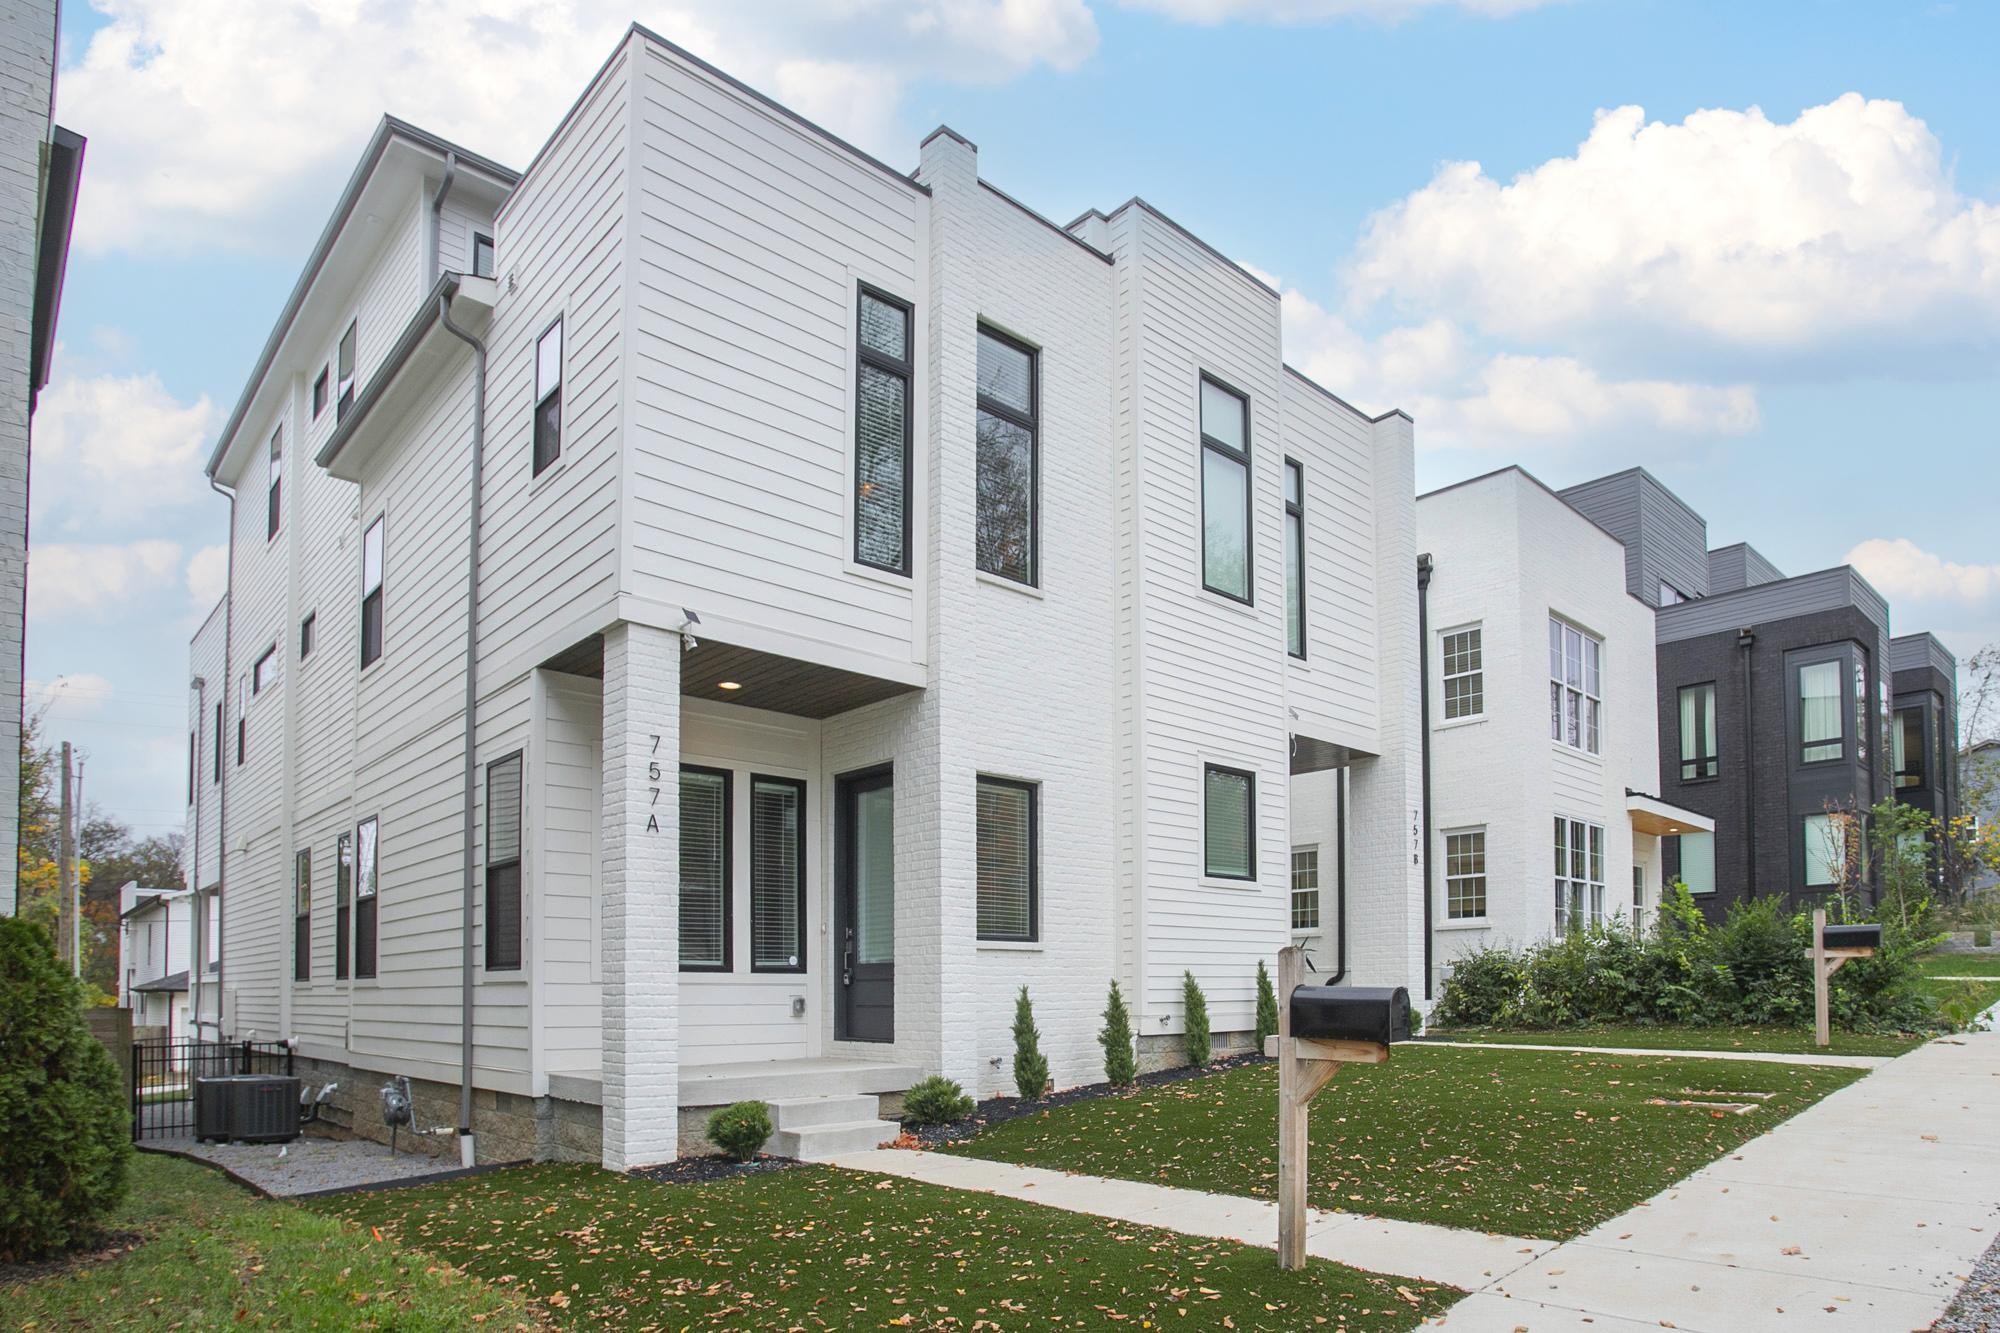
[{"left": 717, "top": 681, "right": 742, "bottom": 691}]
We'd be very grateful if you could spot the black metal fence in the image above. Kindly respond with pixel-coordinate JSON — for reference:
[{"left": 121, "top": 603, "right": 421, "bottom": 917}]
[{"left": 131, "top": 1038, "right": 294, "bottom": 1142}]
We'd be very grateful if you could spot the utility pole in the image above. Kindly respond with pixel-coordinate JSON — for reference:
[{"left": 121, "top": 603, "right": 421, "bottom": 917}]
[{"left": 58, "top": 741, "right": 77, "bottom": 975}]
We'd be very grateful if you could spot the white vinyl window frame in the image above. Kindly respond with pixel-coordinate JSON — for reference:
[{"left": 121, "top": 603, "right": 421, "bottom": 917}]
[
  {"left": 1289, "top": 845, "right": 1320, "bottom": 930},
  {"left": 1553, "top": 817, "right": 1606, "bottom": 934},
  {"left": 1549, "top": 616, "right": 1603, "bottom": 756},
  {"left": 1443, "top": 827, "right": 1488, "bottom": 922},
  {"left": 1441, "top": 624, "right": 1483, "bottom": 722}
]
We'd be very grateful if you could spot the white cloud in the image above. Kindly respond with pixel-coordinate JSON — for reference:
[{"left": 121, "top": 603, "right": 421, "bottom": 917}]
[
  {"left": 29, "top": 371, "right": 219, "bottom": 533},
  {"left": 28, "top": 674, "right": 118, "bottom": 719},
  {"left": 1270, "top": 278, "right": 1758, "bottom": 447},
  {"left": 58, "top": 0, "right": 1098, "bottom": 253},
  {"left": 1346, "top": 94, "right": 2000, "bottom": 364},
  {"left": 185, "top": 545, "right": 228, "bottom": 611},
  {"left": 1119, "top": 0, "right": 1556, "bottom": 20},
  {"left": 1846, "top": 537, "right": 2000, "bottom": 605},
  {"left": 29, "top": 540, "right": 183, "bottom": 620}
]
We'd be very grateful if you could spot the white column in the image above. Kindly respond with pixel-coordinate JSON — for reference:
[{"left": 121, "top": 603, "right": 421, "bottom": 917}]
[{"left": 599, "top": 621, "right": 680, "bottom": 1171}]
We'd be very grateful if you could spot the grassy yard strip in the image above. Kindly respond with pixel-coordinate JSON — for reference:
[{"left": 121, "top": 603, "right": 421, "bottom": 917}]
[
  {"left": 1913, "top": 977, "right": 2000, "bottom": 1027},
  {"left": 1428, "top": 1024, "right": 1922, "bottom": 1057},
  {"left": 314, "top": 1161, "right": 1459, "bottom": 1331},
  {"left": 1917, "top": 954, "right": 2000, "bottom": 979},
  {"left": 946, "top": 1045, "right": 1864, "bottom": 1239},
  {"left": 5, "top": 1152, "right": 538, "bottom": 1330}
]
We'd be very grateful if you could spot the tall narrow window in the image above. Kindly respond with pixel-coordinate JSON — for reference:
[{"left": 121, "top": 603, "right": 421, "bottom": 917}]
[
  {"left": 1676, "top": 831, "right": 1715, "bottom": 896},
  {"left": 212, "top": 702, "right": 222, "bottom": 782},
  {"left": 976, "top": 777, "right": 1037, "bottom": 941},
  {"left": 1199, "top": 375, "right": 1251, "bottom": 602},
  {"left": 679, "top": 767, "right": 730, "bottom": 971},
  {"left": 485, "top": 751, "right": 523, "bottom": 970},
  {"left": 235, "top": 674, "right": 246, "bottom": 765},
  {"left": 1798, "top": 660, "right": 1842, "bottom": 763},
  {"left": 312, "top": 367, "right": 329, "bottom": 418},
  {"left": 854, "top": 287, "right": 912, "bottom": 574},
  {"left": 1679, "top": 683, "right": 1718, "bottom": 780},
  {"left": 1445, "top": 829, "right": 1486, "bottom": 920},
  {"left": 187, "top": 730, "right": 196, "bottom": 805},
  {"left": 1804, "top": 813, "right": 1848, "bottom": 888},
  {"left": 293, "top": 848, "right": 311, "bottom": 981},
  {"left": 1284, "top": 459, "right": 1305, "bottom": 656},
  {"left": 472, "top": 232, "right": 495, "bottom": 279},
  {"left": 533, "top": 317, "right": 562, "bottom": 476},
  {"left": 1893, "top": 706, "right": 1926, "bottom": 789},
  {"left": 750, "top": 776, "right": 806, "bottom": 971},
  {"left": 360, "top": 515, "right": 385, "bottom": 668},
  {"left": 354, "top": 817, "right": 379, "bottom": 979},
  {"left": 335, "top": 832, "right": 352, "bottom": 980},
  {"left": 300, "top": 612, "right": 316, "bottom": 660},
  {"left": 975, "top": 327, "right": 1036, "bottom": 585},
  {"left": 1203, "top": 763, "right": 1255, "bottom": 880},
  {"left": 336, "top": 320, "right": 357, "bottom": 421},
  {"left": 1549, "top": 618, "right": 1603, "bottom": 755},
  {"left": 1290, "top": 846, "right": 1320, "bottom": 929},
  {"left": 266, "top": 425, "right": 283, "bottom": 539},
  {"left": 1442, "top": 627, "right": 1483, "bottom": 720},
  {"left": 1554, "top": 818, "right": 1605, "bottom": 933},
  {"left": 1631, "top": 864, "right": 1646, "bottom": 931}
]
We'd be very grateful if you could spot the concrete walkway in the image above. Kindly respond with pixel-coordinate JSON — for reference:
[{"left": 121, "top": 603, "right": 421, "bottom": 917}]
[
  {"left": 829, "top": 1147, "right": 1555, "bottom": 1291},
  {"left": 1420, "top": 1039, "right": 1890, "bottom": 1069}
]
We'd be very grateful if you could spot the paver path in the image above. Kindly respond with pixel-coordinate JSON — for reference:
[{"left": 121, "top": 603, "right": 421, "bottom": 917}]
[
  {"left": 829, "top": 1146, "right": 1555, "bottom": 1291},
  {"left": 1418, "top": 1040, "right": 1889, "bottom": 1069}
]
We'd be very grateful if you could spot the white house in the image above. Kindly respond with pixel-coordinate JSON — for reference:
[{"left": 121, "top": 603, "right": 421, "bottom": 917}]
[
  {"left": 1415, "top": 468, "right": 1709, "bottom": 979},
  {"left": 186, "top": 27, "right": 1421, "bottom": 1170},
  {"left": 119, "top": 882, "right": 204, "bottom": 1039}
]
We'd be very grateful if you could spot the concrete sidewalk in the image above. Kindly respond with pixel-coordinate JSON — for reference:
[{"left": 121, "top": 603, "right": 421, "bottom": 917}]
[{"left": 1438, "top": 1031, "right": 2000, "bottom": 1330}]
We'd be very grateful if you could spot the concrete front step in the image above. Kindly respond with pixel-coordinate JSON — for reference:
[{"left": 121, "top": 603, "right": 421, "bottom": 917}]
[
  {"left": 681, "top": 1059, "right": 923, "bottom": 1107},
  {"left": 767, "top": 1093, "right": 880, "bottom": 1130},
  {"left": 769, "top": 1118, "right": 901, "bottom": 1162}
]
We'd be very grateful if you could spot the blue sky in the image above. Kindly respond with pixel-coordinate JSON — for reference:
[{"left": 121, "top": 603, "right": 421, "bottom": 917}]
[{"left": 33, "top": 0, "right": 2000, "bottom": 837}]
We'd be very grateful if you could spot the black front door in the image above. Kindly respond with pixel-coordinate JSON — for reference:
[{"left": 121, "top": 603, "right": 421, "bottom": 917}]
[{"left": 836, "top": 766, "right": 895, "bottom": 1043}]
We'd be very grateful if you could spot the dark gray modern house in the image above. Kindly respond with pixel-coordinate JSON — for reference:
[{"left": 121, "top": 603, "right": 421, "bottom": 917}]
[{"left": 1559, "top": 468, "right": 1956, "bottom": 917}]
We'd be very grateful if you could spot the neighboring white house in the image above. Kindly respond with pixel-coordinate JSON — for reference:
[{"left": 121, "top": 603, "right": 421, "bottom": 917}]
[
  {"left": 119, "top": 882, "right": 199, "bottom": 1039},
  {"left": 187, "top": 27, "right": 1421, "bottom": 1171},
  {"left": 1415, "top": 468, "right": 1710, "bottom": 979}
]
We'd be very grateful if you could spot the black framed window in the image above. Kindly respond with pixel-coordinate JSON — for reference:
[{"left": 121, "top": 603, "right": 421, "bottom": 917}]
[
  {"left": 336, "top": 320, "right": 357, "bottom": 421},
  {"left": 1679, "top": 683, "right": 1718, "bottom": 780},
  {"left": 679, "top": 766, "right": 731, "bottom": 971},
  {"left": 312, "top": 367, "right": 329, "bottom": 418},
  {"left": 293, "top": 848, "right": 311, "bottom": 981},
  {"left": 212, "top": 702, "right": 222, "bottom": 782},
  {"left": 533, "top": 317, "right": 562, "bottom": 476},
  {"left": 300, "top": 612, "right": 316, "bottom": 660},
  {"left": 235, "top": 675, "right": 246, "bottom": 765},
  {"left": 472, "top": 231, "right": 495, "bottom": 279},
  {"left": 1893, "top": 705, "right": 1927, "bottom": 789},
  {"left": 1284, "top": 458, "right": 1305, "bottom": 655},
  {"left": 854, "top": 286, "right": 913, "bottom": 574},
  {"left": 1798, "top": 658, "right": 1843, "bottom": 763},
  {"left": 975, "top": 326, "right": 1036, "bottom": 585},
  {"left": 1199, "top": 374, "right": 1252, "bottom": 603},
  {"left": 187, "top": 730, "right": 196, "bottom": 805},
  {"left": 1442, "top": 627, "right": 1483, "bottom": 719},
  {"left": 750, "top": 775, "right": 807, "bottom": 972},
  {"left": 266, "top": 425, "right": 283, "bottom": 540},
  {"left": 354, "top": 816, "right": 379, "bottom": 979},
  {"left": 976, "top": 776, "right": 1037, "bottom": 941},
  {"left": 360, "top": 515, "right": 385, "bottom": 668},
  {"left": 1203, "top": 763, "right": 1256, "bottom": 880},
  {"left": 253, "top": 644, "right": 278, "bottom": 695},
  {"left": 486, "top": 751, "right": 523, "bottom": 971},
  {"left": 335, "top": 831, "right": 352, "bottom": 980}
]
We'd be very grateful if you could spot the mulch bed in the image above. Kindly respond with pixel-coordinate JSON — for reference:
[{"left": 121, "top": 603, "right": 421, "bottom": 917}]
[
  {"left": 903, "top": 1052, "right": 1266, "bottom": 1148},
  {"left": 632, "top": 1153, "right": 803, "bottom": 1185},
  {"left": 0, "top": 1230, "right": 147, "bottom": 1286}
]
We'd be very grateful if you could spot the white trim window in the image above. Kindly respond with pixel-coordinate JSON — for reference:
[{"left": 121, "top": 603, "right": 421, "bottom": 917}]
[
  {"left": 1290, "top": 846, "right": 1319, "bottom": 929},
  {"left": 1445, "top": 829, "right": 1487, "bottom": 920},
  {"left": 1442, "top": 626, "right": 1482, "bottom": 720},
  {"left": 533, "top": 318, "right": 563, "bottom": 477},
  {"left": 1549, "top": 617, "right": 1602, "bottom": 755},
  {"left": 1554, "top": 817, "right": 1605, "bottom": 933},
  {"left": 360, "top": 515, "right": 385, "bottom": 668}
]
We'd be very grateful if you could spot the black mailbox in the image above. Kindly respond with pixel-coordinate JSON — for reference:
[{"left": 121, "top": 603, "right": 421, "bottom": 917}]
[
  {"left": 1822, "top": 923, "right": 1882, "bottom": 951},
  {"left": 1290, "top": 984, "right": 1411, "bottom": 1045}
]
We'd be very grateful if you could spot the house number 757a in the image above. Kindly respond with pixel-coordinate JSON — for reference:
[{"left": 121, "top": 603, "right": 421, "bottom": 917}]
[{"left": 643, "top": 735, "right": 664, "bottom": 833}]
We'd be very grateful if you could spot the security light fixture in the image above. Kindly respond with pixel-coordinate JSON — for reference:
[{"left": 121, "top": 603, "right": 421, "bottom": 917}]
[{"left": 718, "top": 681, "right": 741, "bottom": 691}]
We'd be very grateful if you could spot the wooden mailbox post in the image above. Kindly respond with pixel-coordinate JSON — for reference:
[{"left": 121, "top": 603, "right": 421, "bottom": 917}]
[
  {"left": 1812, "top": 909, "right": 1879, "bottom": 1048},
  {"left": 1261, "top": 945, "right": 1392, "bottom": 1270}
]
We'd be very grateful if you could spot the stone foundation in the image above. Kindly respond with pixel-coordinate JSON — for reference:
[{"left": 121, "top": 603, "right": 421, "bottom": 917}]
[
  {"left": 1134, "top": 1028, "right": 1257, "bottom": 1075},
  {"left": 287, "top": 1055, "right": 602, "bottom": 1165}
]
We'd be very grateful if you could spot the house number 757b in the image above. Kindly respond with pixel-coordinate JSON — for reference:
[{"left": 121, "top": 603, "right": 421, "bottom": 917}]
[{"left": 644, "top": 734, "right": 664, "bottom": 833}]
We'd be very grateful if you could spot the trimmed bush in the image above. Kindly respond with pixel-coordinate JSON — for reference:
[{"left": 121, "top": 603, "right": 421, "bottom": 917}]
[
  {"left": 706, "top": 1101, "right": 772, "bottom": 1162},
  {"left": 902, "top": 1076, "right": 973, "bottom": 1127},
  {"left": 1100, "top": 980, "right": 1136, "bottom": 1087},
  {"left": 1253, "top": 960, "right": 1279, "bottom": 1052},
  {"left": 1012, "top": 987, "right": 1049, "bottom": 1100},
  {"left": 1977, "top": 929, "right": 1993, "bottom": 949},
  {"left": 1182, "top": 971, "right": 1211, "bottom": 1068},
  {"left": 0, "top": 917, "right": 131, "bottom": 1261}
]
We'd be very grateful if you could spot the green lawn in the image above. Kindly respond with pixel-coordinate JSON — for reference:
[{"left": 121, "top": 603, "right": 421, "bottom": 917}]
[
  {"left": 5, "top": 1152, "right": 537, "bottom": 1330},
  {"left": 1917, "top": 953, "right": 2000, "bottom": 979},
  {"left": 947, "top": 1046, "right": 1864, "bottom": 1239},
  {"left": 1428, "top": 1024, "right": 1924, "bottom": 1057},
  {"left": 1913, "top": 976, "right": 2000, "bottom": 1027},
  {"left": 316, "top": 1161, "right": 1458, "bottom": 1331}
]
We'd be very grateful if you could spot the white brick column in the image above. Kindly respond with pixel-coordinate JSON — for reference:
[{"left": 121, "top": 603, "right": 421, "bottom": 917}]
[{"left": 600, "top": 621, "right": 680, "bottom": 1170}]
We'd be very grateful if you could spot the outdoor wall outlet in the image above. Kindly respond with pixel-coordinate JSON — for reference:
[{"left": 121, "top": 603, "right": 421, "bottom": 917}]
[{"left": 790, "top": 995, "right": 806, "bottom": 1017}]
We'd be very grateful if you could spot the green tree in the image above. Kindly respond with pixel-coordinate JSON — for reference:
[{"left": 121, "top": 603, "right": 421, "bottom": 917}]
[
  {"left": 1182, "top": 971, "right": 1211, "bottom": 1068},
  {"left": 1099, "top": 979, "right": 1135, "bottom": 1087},
  {"left": 1254, "top": 959, "right": 1279, "bottom": 1051},
  {"left": 1011, "top": 987, "right": 1048, "bottom": 1100}
]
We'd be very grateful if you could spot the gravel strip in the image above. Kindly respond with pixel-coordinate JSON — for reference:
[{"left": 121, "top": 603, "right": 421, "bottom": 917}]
[
  {"left": 147, "top": 1131, "right": 474, "bottom": 1196},
  {"left": 1934, "top": 1229, "right": 2000, "bottom": 1332}
]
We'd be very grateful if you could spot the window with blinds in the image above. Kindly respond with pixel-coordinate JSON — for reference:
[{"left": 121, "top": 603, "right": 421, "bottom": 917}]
[
  {"left": 854, "top": 286, "right": 913, "bottom": 574},
  {"left": 976, "top": 777, "right": 1037, "bottom": 941},
  {"left": 1799, "top": 659, "right": 1843, "bottom": 763},
  {"left": 1203, "top": 764, "right": 1256, "bottom": 880},
  {"left": 354, "top": 816, "right": 379, "bottom": 979},
  {"left": 486, "top": 751, "right": 523, "bottom": 971},
  {"left": 679, "top": 767, "right": 731, "bottom": 971},
  {"left": 750, "top": 776, "right": 806, "bottom": 972}
]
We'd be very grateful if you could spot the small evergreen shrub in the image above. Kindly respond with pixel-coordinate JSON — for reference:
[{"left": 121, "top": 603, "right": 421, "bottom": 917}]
[
  {"left": 1182, "top": 971, "right": 1211, "bottom": 1068},
  {"left": 1253, "top": 960, "right": 1279, "bottom": 1051},
  {"left": 1100, "top": 979, "right": 1136, "bottom": 1087},
  {"left": 1977, "top": 929, "right": 1993, "bottom": 949},
  {"left": 706, "top": 1100, "right": 772, "bottom": 1162},
  {"left": 902, "top": 1076, "right": 973, "bottom": 1127},
  {"left": 1011, "top": 987, "right": 1049, "bottom": 1099},
  {"left": 0, "top": 918, "right": 131, "bottom": 1261}
]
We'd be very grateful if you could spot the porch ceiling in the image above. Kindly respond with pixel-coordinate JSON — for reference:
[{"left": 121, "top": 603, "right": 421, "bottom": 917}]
[
  {"left": 538, "top": 634, "right": 921, "bottom": 720},
  {"left": 1290, "top": 734, "right": 1372, "bottom": 775},
  {"left": 1626, "top": 790, "right": 1714, "bottom": 838}
]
